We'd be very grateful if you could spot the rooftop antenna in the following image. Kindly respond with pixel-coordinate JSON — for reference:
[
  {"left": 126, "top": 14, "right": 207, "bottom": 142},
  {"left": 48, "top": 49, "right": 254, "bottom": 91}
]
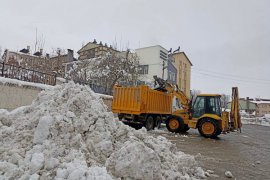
[{"left": 34, "top": 28, "right": 38, "bottom": 52}]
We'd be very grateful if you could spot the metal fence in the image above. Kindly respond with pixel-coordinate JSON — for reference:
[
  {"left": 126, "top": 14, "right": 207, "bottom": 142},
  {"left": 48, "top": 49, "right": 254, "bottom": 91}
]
[
  {"left": 72, "top": 79, "right": 108, "bottom": 94},
  {"left": 0, "top": 62, "right": 56, "bottom": 85}
]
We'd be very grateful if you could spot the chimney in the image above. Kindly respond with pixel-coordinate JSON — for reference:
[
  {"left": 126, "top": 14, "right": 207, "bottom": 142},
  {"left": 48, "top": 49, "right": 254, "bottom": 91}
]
[
  {"left": 67, "top": 49, "right": 74, "bottom": 55},
  {"left": 46, "top": 53, "right": 50, "bottom": 59},
  {"left": 40, "top": 48, "right": 43, "bottom": 55},
  {"left": 93, "top": 39, "right": 97, "bottom": 44},
  {"left": 99, "top": 41, "right": 103, "bottom": 45},
  {"left": 27, "top": 45, "right": 30, "bottom": 52},
  {"left": 67, "top": 49, "right": 74, "bottom": 62}
]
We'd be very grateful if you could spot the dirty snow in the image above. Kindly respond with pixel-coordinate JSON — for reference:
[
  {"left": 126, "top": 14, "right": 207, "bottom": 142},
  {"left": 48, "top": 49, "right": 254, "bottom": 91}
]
[
  {"left": 224, "top": 171, "right": 233, "bottom": 178},
  {"left": 241, "top": 117, "right": 270, "bottom": 126},
  {"left": 0, "top": 76, "right": 52, "bottom": 90},
  {"left": 0, "top": 82, "right": 204, "bottom": 179}
]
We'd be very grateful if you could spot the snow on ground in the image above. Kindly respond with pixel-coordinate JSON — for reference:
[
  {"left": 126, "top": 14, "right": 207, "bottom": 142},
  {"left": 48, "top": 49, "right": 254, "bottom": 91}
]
[
  {"left": 0, "top": 82, "right": 204, "bottom": 180},
  {"left": 241, "top": 117, "right": 270, "bottom": 127}
]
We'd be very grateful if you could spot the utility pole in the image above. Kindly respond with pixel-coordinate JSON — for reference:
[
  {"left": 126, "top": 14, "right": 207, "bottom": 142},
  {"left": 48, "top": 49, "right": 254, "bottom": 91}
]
[
  {"left": 34, "top": 28, "right": 38, "bottom": 52},
  {"left": 162, "top": 60, "right": 165, "bottom": 79}
]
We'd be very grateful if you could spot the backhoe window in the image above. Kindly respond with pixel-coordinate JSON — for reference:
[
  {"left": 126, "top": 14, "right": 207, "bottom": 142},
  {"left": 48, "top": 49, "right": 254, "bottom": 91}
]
[
  {"left": 193, "top": 97, "right": 205, "bottom": 118},
  {"left": 193, "top": 96, "right": 222, "bottom": 118},
  {"left": 205, "top": 97, "right": 221, "bottom": 116}
]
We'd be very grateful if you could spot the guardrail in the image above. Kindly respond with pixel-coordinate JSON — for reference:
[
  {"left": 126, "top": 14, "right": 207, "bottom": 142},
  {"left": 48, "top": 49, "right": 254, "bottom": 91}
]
[{"left": 0, "top": 62, "right": 56, "bottom": 85}]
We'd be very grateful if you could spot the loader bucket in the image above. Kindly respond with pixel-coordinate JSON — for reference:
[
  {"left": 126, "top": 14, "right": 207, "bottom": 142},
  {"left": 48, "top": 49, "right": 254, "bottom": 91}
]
[{"left": 230, "top": 87, "right": 242, "bottom": 131}]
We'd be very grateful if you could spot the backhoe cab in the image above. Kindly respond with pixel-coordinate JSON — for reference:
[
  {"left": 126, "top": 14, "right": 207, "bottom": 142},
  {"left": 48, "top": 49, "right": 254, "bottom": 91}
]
[{"left": 190, "top": 94, "right": 223, "bottom": 138}]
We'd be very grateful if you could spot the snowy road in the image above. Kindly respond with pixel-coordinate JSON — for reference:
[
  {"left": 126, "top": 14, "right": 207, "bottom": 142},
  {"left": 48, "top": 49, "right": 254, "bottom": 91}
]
[{"left": 152, "top": 124, "right": 270, "bottom": 179}]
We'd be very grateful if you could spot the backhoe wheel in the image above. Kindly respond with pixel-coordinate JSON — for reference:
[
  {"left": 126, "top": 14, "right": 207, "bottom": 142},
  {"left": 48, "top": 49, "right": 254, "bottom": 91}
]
[
  {"left": 145, "top": 116, "right": 154, "bottom": 131},
  {"left": 166, "top": 116, "right": 184, "bottom": 133},
  {"left": 198, "top": 118, "right": 220, "bottom": 138},
  {"left": 155, "top": 116, "right": 162, "bottom": 129}
]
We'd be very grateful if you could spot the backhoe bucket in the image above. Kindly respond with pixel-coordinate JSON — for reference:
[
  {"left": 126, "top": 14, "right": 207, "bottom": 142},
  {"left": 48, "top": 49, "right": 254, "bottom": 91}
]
[{"left": 230, "top": 87, "right": 242, "bottom": 131}]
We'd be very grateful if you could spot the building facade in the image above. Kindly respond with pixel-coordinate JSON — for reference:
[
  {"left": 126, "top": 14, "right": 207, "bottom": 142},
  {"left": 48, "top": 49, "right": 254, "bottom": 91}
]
[
  {"left": 135, "top": 45, "right": 177, "bottom": 85},
  {"left": 77, "top": 39, "right": 118, "bottom": 60},
  {"left": 2, "top": 47, "right": 75, "bottom": 77},
  {"left": 227, "top": 97, "right": 270, "bottom": 117},
  {"left": 227, "top": 98, "right": 257, "bottom": 114},
  {"left": 172, "top": 52, "right": 192, "bottom": 97},
  {"left": 251, "top": 99, "right": 270, "bottom": 116}
]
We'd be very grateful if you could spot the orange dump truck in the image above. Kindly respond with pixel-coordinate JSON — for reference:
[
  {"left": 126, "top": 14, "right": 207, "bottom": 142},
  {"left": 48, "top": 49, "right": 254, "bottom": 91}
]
[{"left": 112, "top": 85, "right": 172, "bottom": 130}]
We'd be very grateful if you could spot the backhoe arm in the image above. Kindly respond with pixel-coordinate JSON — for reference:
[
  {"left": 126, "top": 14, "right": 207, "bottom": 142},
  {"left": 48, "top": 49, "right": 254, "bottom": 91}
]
[{"left": 153, "top": 76, "right": 191, "bottom": 112}]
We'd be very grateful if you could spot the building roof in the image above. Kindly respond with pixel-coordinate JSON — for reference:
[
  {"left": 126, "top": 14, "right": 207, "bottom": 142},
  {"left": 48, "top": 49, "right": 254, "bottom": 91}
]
[
  {"left": 172, "top": 52, "right": 193, "bottom": 66},
  {"left": 251, "top": 100, "right": 270, "bottom": 104},
  {"left": 7, "top": 50, "right": 45, "bottom": 58},
  {"left": 227, "top": 99, "right": 257, "bottom": 110},
  {"left": 77, "top": 40, "right": 118, "bottom": 54},
  {"left": 135, "top": 45, "right": 168, "bottom": 52},
  {"left": 197, "top": 94, "right": 221, "bottom": 97},
  {"left": 77, "top": 42, "right": 101, "bottom": 53}
]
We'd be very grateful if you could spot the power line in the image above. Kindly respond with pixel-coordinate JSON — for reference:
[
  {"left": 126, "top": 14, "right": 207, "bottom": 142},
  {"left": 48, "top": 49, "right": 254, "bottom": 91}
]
[
  {"left": 192, "top": 71, "right": 270, "bottom": 88},
  {"left": 192, "top": 67, "right": 270, "bottom": 82}
]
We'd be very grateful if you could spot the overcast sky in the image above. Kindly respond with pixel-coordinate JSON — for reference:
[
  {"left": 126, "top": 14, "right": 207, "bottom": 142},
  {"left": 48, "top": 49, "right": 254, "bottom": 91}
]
[{"left": 1, "top": 0, "right": 270, "bottom": 98}]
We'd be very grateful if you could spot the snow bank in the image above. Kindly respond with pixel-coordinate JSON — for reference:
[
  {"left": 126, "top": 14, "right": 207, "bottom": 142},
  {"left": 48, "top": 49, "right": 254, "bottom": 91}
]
[
  {"left": 241, "top": 117, "right": 270, "bottom": 127},
  {"left": 0, "top": 76, "right": 52, "bottom": 90},
  {"left": 0, "top": 82, "right": 204, "bottom": 179}
]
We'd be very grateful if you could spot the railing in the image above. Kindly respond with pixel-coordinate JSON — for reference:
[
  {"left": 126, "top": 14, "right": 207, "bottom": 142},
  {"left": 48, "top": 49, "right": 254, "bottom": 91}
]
[
  {"left": 0, "top": 62, "right": 56, "bottom": 85},
  {"left": 72, "top": 79, "right": 108, "bottom": 94}
]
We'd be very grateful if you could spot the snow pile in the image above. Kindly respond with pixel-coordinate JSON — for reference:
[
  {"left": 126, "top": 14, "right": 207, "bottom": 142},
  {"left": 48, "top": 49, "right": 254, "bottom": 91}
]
[{"left": 0, "top": 82, "right": 204, "bottom": 179}]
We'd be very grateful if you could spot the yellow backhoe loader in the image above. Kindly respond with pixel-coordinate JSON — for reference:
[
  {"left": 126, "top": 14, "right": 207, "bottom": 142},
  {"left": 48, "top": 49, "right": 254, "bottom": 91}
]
[{"left": 153, "top": 76, "right": 241, "bottom": 138}]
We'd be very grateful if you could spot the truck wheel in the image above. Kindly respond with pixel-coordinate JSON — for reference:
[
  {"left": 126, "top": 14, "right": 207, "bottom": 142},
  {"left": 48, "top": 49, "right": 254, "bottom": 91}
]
[
  {"left": 155, "top": 116, "right": 162, "bottom": 129},
  {"left": 145, "top": 116, "right": 154, "bottom": 131},
  {"left": 181, "top": 124, "right": 190, "bottom": 133},
  {"left": 166, "top": 116, "right": 184, "bottom": 133},
  {"left": 198, "top": 118, "right": 220, "bottom": 138},
  {"left": 118, "top": 114, "right": 124, "bottom": 120}
]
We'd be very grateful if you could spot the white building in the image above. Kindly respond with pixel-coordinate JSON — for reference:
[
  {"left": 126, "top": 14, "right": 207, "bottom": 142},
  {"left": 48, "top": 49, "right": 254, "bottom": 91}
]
[{"left": 135, "top": 45, "right": 177, "bottom": 84}]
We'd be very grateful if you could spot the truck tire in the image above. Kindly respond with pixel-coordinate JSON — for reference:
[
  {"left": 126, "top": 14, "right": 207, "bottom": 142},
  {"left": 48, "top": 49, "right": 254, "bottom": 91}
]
[
  {"left": 166, "top": 116, "right": 184, "bottom": 133},
  {"left": 145, "top": 116, "right": 154, "bottom": 131},
  {"left": 198, "top": 118, "right": 220, "bottom": 138},
  {"left": 155, "top": 116, "right": 162, "bottom": 129},
  {"left": 118, "top": 114, "right": 124, "bottom": 120},
  {"left": 181, "top": 124, "right": 190, "bottom": 133}
]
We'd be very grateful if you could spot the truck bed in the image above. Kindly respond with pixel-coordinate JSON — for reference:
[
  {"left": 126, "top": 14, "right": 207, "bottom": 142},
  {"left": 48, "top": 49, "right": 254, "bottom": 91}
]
[{"left": 112, "top": 85, "right": 172, "bottom": 115}]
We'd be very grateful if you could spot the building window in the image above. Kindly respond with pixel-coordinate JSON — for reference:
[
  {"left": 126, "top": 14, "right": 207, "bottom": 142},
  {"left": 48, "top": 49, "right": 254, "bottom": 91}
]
[
  {"left": 138, "top": 65, "right": 149, "bottom": 74},
  {"left": 160, "top": 50, "right": 168, "bottom": 61}
]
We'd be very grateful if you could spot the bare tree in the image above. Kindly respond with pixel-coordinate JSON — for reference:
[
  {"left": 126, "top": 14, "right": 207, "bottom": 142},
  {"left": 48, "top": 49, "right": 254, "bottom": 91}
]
[
  {"left": 33, "top": 29, "right": 46, "bottom": 53},
  {"left": 189, "top": 89, "right": 201, "bottom": 104},
  {"left": 66, "top": 50, "right": 141, "bottom": 94},
  {"left": 0, "top": 46, "right": 2, "bottom": 62},
  {"left": 220, "top": 94, "right": 231, "bottom": 109},
  {"left": 65, "top": 59, "right": 93, "bottom": 83},
  {"left": 90, "top": 50, "right": 140, "bottom": 94}
]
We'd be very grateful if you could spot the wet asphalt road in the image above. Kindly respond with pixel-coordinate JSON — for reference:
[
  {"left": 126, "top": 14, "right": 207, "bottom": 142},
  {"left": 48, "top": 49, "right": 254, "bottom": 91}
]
[{"left": 152, "top": 124, "right": 270, "bottom": 180}]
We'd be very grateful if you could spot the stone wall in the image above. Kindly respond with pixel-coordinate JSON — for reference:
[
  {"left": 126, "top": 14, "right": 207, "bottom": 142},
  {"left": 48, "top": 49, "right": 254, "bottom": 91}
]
[
  {"left": 0, "top": 80, "right": 113, "bottom": 111},
  {"left": 0, "top": 83, "right": 42, "bottom": 111}
]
